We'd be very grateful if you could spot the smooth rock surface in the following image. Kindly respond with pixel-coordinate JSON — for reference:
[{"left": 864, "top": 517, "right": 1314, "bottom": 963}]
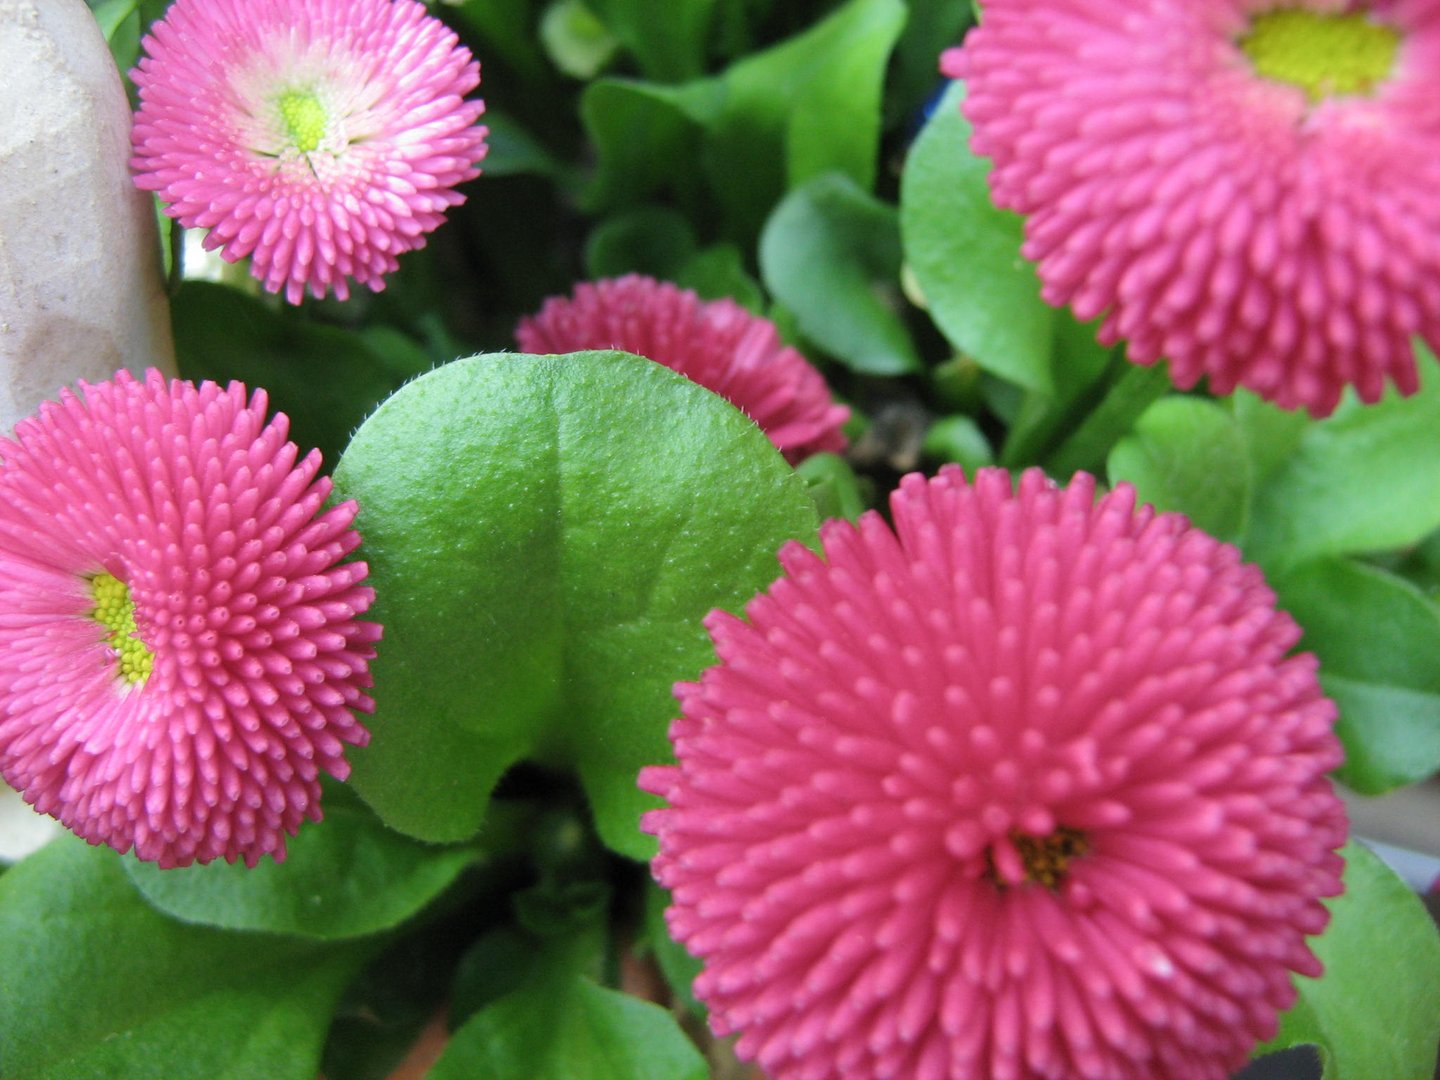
[
  {"left": 0, "top": 0, "right": 174, "bottom": 434},
  {"left": 0, "top": 0, "right": 174, "bottom": 860}
]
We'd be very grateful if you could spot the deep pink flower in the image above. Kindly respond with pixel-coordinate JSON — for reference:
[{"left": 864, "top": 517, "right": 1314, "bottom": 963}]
[
  {"left": 516, "top": 275, "right": 850, "bottom": 464},
  {"left": 0, "top": 370, "right": 380, "bottom": 868},
  {"left": 642, "top": 467, "right": 1347, "bottom": 1080},
  {"left": 130, "top": 0, "right": 488, "bottom": 304},
  {"left": 945, "top": 1, "right": 1440, "bottom": 415}
]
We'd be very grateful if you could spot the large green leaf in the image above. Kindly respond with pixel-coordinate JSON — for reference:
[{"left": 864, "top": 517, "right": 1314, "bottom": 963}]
[
  {"left": 703, "top": 0, "right": 906, "bottom": 238},
  {"left": 120, "top": 786, "right": 483, "bottom": 940},
  {"left": 429, "top": 976, "right": 707, "bottom": 1080},
  {"left": 0, "top": 838, "right": 366, "bottom": 1080},
  {"left": 901, "top": 81, "right": 1055, "bottom": 393},
  {"left": 1262, "top": 841, "right": 1440, "bottom": 1079},
  {"left": 1269, "top": 558, "right": 1440, "bottom": 794},
  {"left": 331, "top": 352, "right": 817, "bottom": 858},
  {"left": 1245, "top": 346, "right": 1440, "bottom": 569},
  {"left": 1107, "top": 396, "right": 1252, "bottom": 544},
  {"left": 759, "top": 172, "right": 919, "bottom": 375}
]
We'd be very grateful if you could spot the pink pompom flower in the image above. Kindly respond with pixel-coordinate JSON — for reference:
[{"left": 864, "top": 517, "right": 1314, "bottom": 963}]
[
  {"left": 642, "top": 467, "right": 1347, "bottom": 1080},
  {"left": 130, "top": 0, "right": 488, "bottom": 304},
  {"left": 516, "top": 274, "right": 850, "bottom": 464},
  {"left": 945, "top": 1, "right": 1440, "bottom": 416},
  {"left": 0, "top": 370, "right": 381, "bottom": 868}
]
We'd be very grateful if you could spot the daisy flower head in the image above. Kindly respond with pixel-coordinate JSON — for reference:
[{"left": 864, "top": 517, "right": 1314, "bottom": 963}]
[
  {"left": 641, "top": 467, "right": 1347, "bottom": 1080},
  {"left": 130, "top": 0, "right": 488, "bottom": 304},
  {"left": 0, "top": 370, "right": 381, "bottom": 868},
  {"left": 516, "top": 275, "right": 850, "bottom": 464},
  {"left": 946, "top": 0, "right": 1440, "bottom": 415}
]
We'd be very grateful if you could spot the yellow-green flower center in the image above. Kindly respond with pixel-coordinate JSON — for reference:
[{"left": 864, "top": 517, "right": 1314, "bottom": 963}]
[
  {"left": 277, "top": 89, "right": 329, "bottom": 154},
  {"left": 1240, "top": 8, "right": 1400, "bottom": 103},
  {"left": 989, "top": 827, "right": 1090, "bottom": 890},
  {"left": 90, "top": 572, "right": 153, "bottom": 686}
]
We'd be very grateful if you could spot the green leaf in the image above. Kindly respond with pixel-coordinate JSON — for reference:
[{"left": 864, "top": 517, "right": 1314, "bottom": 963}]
[
  {"left": 120, "top": 786, "right": 481, "bottom": 940},
  {"left": 429, "top": 976, "right": 707, "bottom": 1080},
  {"left": 0, "top": 838, "right": 366, "bottom": 1080},
  {"left": 580, "top": 78, "right": 723, "bottom": 213},
  {"left": 540, "top": 0, "right": 619, "bottom": 79},
  {"left": 581, "top": 0, "right": 903, "bottom": 239},
  {"left": 884, "top": 0, "right": 973, "bottom": 129},
  {"left": 1230, "top": 389, "right": 1311, "bottom": 490},
  {"left": 587, "top": 0, "right": 716, "bottom": 81},
  {"left": 1269, "top": 558, "right": 1440, "bottom": 794},
  {"left": 482, "top": 111, "right": 563, "bottom": 179},
  {"left": 513, "top": 879, "right": 613, "bottom": 939},
  {"left": 331, "top": 352, "right": 817, "bottom": 858},
  {"left": 585, "top": 206, "right": 697, "bottom": 281},
  {"left": 703, "top": 0, "right": 906, "bottom": 238},
  {"left": 451, "top": 0, "right": 550, "bottom": 86},
  {"left": 675, "top": 244, "right": 766, "bottom": 310},
  {"left": 993, "top": 317, "right": 1114, "bottom": 469},
  {"left": 901, "top": 81, "right": 1055, "bottom": 393},
  {"left": 923, "top": 415, "right": 994, "bottom": 475},
  {"left": 1245, "top": 346, "right": 1440, "bottom": 569},
  {"left": 1263, "top": 841, "right": 1440, "bottom": 1079},
  {"left": 1388, "top": 527, "right": 1440, "bottom": 598},
  {"left": 87, "top": 0, "right": 139, "bottom": 39},
  {"left": 1040, "top": 361, "right": 1172, "bottom": 479},
  {"left": 171, "top": 282, "right": 403, "bottom": 468},
  {"left": 796, "top": 451, "right": 869, "bottom": 522},
  {"left": 1107, "top": 396, "right": 1252, "bottom": 544},
  {"left": 759, "top": 172, "right": 919, "bottom": 375},
  {"left": 450, "top": 925, "right": 548, "bottom": 1029},
  {"left": 325, "top": 910, "right": 505, "bottom": 1080}
]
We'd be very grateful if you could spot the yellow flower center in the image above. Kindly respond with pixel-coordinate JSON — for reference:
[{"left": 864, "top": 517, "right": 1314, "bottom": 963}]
[
  {"left": 277, "top": 89, "right": 329, "bottom": 154},
  {"left": 90, "top": 572, "right": 153, "bottom": 686},
  {"left": 1240, "top": 8, "right": 1400, "bottom": 103},
  {"left": 991, "top": 827, "right": 1090, "bottom": 890}
]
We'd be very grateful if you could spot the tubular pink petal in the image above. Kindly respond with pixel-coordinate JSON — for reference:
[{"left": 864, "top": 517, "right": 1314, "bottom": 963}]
[
  {"left": 129, "top": 0, "right": 488, "bottom": 304},
  {"left": 643, "top": 465, "right": 1346, "bottom": 1079},
  {"left": 950, "top": 0, "right": 1440, "bottom": 415},
  {"left": 0, "top": 370, "right": 381, "bottom": 867}
]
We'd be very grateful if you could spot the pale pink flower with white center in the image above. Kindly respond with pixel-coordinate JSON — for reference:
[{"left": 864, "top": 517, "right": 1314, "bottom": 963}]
[
  {"left": 642, "top": 466, "right": 1347, "bottom": 1080},
  {"left": 946, "top": 0, "right": 1440, "bottom": 415},
  {"left": 517, "top": 275, "right": 850, "bottom": 464},
  {"left": 130, "top": 0, "right": 488, "bottom": 304},
  {"left": 0, "top": 370, "right": 381, "bottom": 868}
]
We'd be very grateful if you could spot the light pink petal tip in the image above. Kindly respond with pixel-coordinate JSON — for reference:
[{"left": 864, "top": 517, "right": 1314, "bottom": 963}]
[{"left": 644, "top": 465, "right": 1347, "bottom": 1080}]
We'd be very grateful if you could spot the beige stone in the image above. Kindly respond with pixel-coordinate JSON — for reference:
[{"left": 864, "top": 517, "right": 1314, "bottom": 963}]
[
  {"left": 0, "top": 0, "right": 174, "bottom": 435},
  {"left": 0, "top": 0, "right": 175, "bottom": 860}
]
